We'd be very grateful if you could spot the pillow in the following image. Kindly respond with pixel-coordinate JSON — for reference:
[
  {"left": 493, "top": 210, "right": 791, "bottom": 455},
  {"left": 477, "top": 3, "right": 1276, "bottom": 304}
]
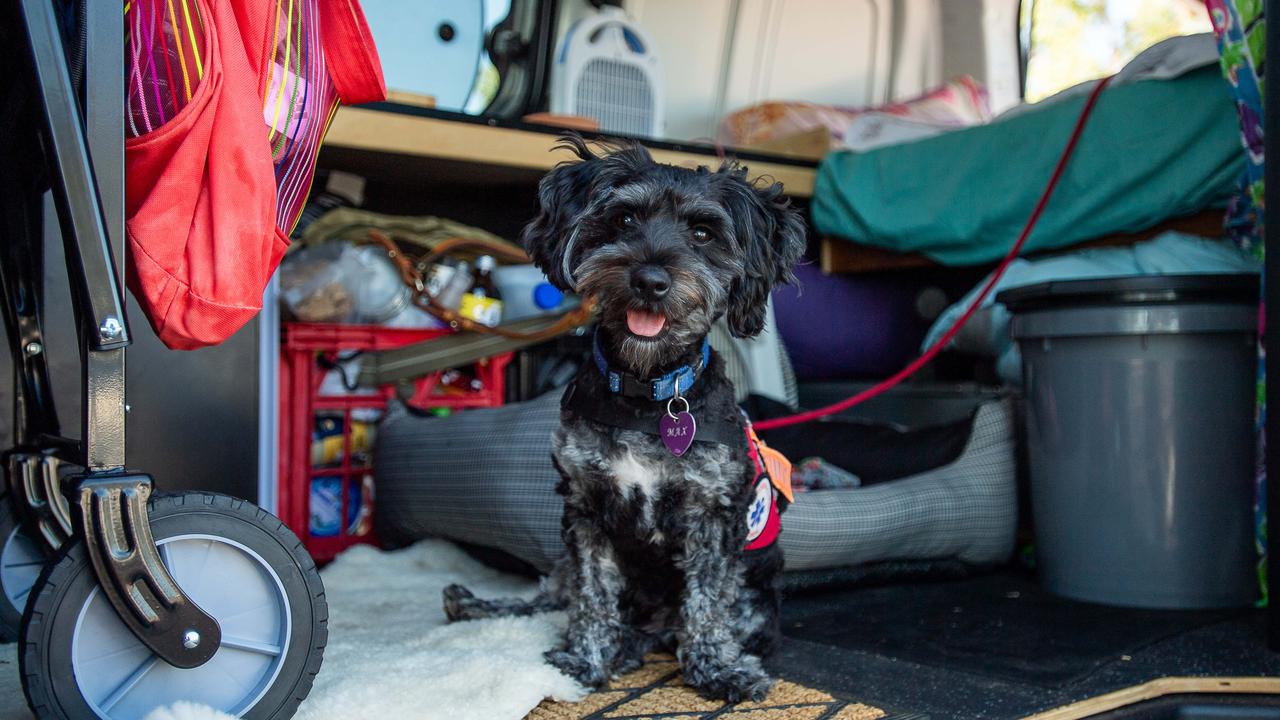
[
  {"left": 375, "top": 392, "right": 1016, "bottom": 574},
  {"left": 716, "top": 76, "right": 991, "bottom": 149}
]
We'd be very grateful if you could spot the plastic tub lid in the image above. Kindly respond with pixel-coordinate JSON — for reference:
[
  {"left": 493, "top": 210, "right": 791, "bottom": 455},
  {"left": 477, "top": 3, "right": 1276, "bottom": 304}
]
[
  {"left": 533, "top": 283, "right": 565, "bottom": 309},
  {"left": 996, "top": 273, "right": 1259, "bottom": 313}
]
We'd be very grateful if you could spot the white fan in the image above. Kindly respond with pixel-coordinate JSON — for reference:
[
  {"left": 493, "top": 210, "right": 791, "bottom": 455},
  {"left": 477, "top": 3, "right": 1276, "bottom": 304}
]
[{"left": 551, "top": 6, "right": 664, "bottom": 138}]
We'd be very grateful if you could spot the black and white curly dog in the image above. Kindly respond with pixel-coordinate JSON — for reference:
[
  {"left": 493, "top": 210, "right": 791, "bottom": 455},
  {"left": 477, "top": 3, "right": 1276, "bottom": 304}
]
[{"left": 442, "top": 135, "right": 805, "bottom": 702}]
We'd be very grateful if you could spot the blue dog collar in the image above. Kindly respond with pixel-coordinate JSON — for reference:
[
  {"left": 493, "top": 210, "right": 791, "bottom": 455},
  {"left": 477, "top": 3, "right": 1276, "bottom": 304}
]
[{"left": 592, "top": 331, "right": 711, "bottom": 401}]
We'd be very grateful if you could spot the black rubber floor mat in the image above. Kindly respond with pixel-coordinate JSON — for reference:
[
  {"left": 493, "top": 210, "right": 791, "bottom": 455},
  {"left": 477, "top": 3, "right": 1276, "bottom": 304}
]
[{"left": 780, "top": 571, "right": 1239, "bottom": 688}]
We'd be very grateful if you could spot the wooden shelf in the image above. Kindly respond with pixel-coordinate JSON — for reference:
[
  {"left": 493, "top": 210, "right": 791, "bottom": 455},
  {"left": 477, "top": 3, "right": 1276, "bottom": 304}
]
[
  {"left": 323, "top": 104, "right": 818, "bottom": 198},
  {"left": 1022, "top": 677, "right": 1280, "bottom": 720},
  {"left": 820, "top": 209, "right": 1229, "bottom": 274}
]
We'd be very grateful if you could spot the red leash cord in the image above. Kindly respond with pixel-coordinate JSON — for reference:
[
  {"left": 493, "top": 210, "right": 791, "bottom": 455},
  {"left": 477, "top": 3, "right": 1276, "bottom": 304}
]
[{"left": 754, "top": 76, "right": 1113, "bottom": 431}]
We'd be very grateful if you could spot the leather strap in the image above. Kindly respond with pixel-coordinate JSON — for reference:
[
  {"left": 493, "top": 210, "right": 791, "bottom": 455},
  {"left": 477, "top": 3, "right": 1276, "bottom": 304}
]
[{"left": 367, "top": 229, "right": 596, "bottom": 342}]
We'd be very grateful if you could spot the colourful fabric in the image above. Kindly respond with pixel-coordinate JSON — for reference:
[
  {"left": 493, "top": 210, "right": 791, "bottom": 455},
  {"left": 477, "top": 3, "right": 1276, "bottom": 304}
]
[
  {"left": 123, "top": 0, "right": 384, "bottom": 350},
  {"left": 1209, "top": 0, "right": 1267, "bottom": 248},
  {"left": 743, "top": 420, "right": 788, "bottom": 552},
  {"left": 260, "top": 0, "right": 339, "bottom": 234},
  {"left": 1207, "top": 0, "right": 1268, "bottom": 605},
  {"left": 124, "top": 0, "right": 207, "bottom": 136}
]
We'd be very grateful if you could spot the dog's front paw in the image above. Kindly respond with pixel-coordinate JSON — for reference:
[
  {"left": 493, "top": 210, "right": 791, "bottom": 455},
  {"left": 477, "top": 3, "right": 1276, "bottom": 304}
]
[
  {"left": 441, "top": 583, "right": 475, "bottom": 622},
  {"left": 609, "top": 627, "right": 654, "bottom": 678},
  {"left": 682, "top": 656, "right": 775, "bottom": 703},
  {"left": 611, "top": 652, "right": 645, "bottom": 677},
  {"left": 545, "top": 649, "right": 610, "bottom": 689}
]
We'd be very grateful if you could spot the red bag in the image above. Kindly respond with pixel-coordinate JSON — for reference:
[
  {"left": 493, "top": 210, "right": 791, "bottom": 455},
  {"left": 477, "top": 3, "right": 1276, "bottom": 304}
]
[{"left": 124, "top": 0, "right": 384, "bottom": 350}]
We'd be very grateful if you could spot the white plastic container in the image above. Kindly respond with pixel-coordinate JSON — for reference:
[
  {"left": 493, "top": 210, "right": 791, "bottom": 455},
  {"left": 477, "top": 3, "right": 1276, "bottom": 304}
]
[{"left": 492, "top": 264, "right": 573, "bottom": 322}]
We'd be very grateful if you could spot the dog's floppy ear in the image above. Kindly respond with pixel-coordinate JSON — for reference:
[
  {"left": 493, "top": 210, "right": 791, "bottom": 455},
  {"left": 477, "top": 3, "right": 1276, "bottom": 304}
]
[
  {"left": 721, "top": 168, "right": 807, "bottom": 338},
  {"left": 519, "top": 133, "right": 651, "bottom": 291}
]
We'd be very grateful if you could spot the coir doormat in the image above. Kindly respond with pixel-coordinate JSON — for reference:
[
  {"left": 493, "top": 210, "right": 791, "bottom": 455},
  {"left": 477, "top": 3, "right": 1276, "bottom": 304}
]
[{"left": 526, "top": 654, "right": 888, "bottom": 720}]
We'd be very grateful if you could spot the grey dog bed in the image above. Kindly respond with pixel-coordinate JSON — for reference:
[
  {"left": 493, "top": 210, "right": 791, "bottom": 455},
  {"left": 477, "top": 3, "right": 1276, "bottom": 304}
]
[{"left": 374, "top": 391, "right": 1017, "bottom": 574}]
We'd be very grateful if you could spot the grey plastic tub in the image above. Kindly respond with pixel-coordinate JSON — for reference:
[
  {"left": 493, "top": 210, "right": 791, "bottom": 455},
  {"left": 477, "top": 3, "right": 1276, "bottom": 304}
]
[{"left": 999, "top": 274, "right": 1260, "bottom": 609}]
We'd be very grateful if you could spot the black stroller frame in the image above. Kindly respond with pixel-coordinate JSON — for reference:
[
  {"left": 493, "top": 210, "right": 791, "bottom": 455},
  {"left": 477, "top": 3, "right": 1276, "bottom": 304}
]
[{"left": 3, "top": 0, "right": 220, "bottom": 669}]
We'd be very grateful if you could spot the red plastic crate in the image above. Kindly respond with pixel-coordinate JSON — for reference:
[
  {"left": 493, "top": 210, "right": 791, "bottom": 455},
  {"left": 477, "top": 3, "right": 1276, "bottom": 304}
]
[{"left": 279, "top": 323, "right": 512, "bottom": 563}]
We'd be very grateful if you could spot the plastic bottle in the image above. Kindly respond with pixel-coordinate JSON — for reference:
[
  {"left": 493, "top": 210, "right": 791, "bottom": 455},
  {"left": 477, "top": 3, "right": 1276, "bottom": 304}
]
[
  {"left": 473, "top": 256, "right": 502, "bottom": 300},
  {"left": 436, "top": 261, "right": 473, "bottom": 311},
  {"left": 460, "top": 255, "right": 504, "bottom": 326}
]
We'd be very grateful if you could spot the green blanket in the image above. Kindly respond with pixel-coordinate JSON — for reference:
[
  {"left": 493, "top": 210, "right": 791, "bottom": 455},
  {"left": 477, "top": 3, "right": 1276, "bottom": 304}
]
[{"left": 812, "top": 65, "right": 1244, "bottom": 266}]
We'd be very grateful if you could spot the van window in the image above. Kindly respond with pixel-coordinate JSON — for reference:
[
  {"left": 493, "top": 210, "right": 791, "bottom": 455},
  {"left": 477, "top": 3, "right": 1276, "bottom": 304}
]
[{"left": 1019, "top": 0, "right": 1213, "bottom": 102}]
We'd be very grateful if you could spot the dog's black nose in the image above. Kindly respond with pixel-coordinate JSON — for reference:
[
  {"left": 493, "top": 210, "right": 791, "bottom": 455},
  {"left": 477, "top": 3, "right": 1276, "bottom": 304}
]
[{"left": 630, "top": 265, "right": 671, "bottom": 301}]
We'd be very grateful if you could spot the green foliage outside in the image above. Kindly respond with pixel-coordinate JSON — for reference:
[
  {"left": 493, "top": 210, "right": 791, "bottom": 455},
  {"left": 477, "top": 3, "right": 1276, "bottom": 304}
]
[{"left": 1021, "top": 0, "right": 1212, "bottom": 102}]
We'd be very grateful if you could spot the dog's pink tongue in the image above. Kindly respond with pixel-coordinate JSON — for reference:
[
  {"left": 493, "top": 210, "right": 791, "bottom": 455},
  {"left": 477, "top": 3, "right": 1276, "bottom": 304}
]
[{"left": 626, "top": 310, "right": 666, "bottom": 337}]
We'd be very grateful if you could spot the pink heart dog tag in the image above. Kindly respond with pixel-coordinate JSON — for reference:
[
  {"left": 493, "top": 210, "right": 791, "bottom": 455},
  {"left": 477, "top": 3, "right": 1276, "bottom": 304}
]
[{"left": 660, "top": 411, "right": 697, "bottom": 456}]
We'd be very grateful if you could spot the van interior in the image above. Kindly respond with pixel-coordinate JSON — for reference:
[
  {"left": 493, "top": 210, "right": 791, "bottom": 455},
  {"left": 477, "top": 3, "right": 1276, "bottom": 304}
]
[{"left": 0, "top": 1, "right": 1277, "bottom": 719}]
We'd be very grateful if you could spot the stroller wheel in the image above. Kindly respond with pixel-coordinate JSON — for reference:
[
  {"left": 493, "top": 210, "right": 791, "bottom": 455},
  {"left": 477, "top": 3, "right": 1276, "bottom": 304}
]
[
  {"left": 19, "top": 492, "right": 327, "bottom": 719},
  {"left": 0, "top": 494, "right": 44, "bottom": 642}
]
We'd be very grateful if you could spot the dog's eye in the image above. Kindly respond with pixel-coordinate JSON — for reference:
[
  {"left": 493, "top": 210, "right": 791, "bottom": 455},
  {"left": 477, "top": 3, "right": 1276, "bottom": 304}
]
[
  {"left": 617, "top": 213, "right": 637, "bottom": 229},
  {"left": 690, "top": 226, "right": 714, "bottom": 245}
]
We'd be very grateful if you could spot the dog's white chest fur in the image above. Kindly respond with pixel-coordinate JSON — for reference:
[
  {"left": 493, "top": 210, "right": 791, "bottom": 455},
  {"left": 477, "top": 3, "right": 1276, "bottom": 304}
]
[
  {"left": 612, "top": 448, "right": 662, "bottom": 497},
  {"left": 554, "top": 423, "right": 745, "bottom": 540},
  {"left": 612, "top": 445, "right": 666, "bottom": 538}
]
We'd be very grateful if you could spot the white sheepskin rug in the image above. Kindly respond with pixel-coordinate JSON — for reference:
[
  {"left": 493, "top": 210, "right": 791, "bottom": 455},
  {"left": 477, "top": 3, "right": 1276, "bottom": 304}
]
[
  {"left": 293, "top": 541, "right": 585, "bottom": 720},
  {"left": 0, "top": 540, "right": 585, "bottom": 720}
]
